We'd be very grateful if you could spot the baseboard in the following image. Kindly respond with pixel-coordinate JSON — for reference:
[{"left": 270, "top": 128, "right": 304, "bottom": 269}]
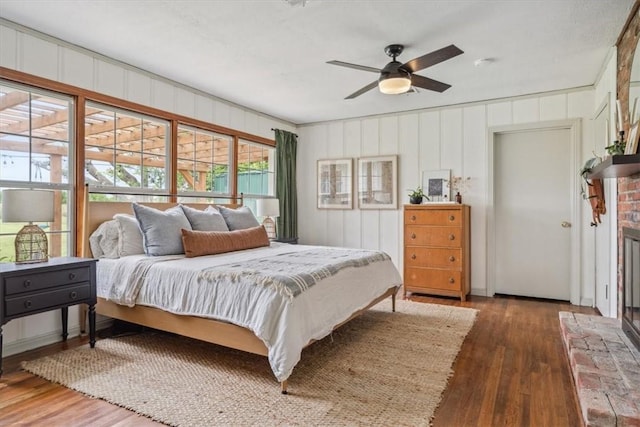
[
  {"left": 471, "top": 288, "right": 487, "bottom": 297},
  {"left": 3, "top": 318, "right": 113, "bottom": 357},
  {"left": 580, "top": 298, "right": 594, "bottom": 307}
]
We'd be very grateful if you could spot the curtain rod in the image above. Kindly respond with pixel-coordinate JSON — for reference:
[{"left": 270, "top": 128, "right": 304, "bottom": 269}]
[{"left": 271, "top": 128, "right": 298, "bottom": 137}]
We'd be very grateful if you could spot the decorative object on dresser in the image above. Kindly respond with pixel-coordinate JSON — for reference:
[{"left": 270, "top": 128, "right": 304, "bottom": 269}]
[
  {"left": 422, "top": 169, "right": 451, "bottom": 202},
  {"left": 407, "top": 186, "right": 426, "bottom": 204},
  {"left": 256, "top": 198, "right": 280, "bottom": 239},
  {"left": 404, "top": 204, "right": 471, "bottom": 301},
  {"left": 1, "top": 189, "right": 54, "bottom": 264},
  {"left": 0, "top": 257, "right": 97, "bottom": 376}
]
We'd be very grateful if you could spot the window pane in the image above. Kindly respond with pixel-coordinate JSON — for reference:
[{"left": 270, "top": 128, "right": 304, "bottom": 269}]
[
  {"left": 237, "top": 139, "right": 275, "bottom": 197},
  {"left": 177, "top": 125, "right": 231, "bottom": 196},
  {"left": 0, "top": 135, "right": 29, "bottom": 181},
  {"left": 86, "top": 103, "right": 169, "bottom": 191}
]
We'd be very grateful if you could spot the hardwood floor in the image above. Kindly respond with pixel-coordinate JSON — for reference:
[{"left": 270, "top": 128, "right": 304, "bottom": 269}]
[{"left": 0, "top": 295, "right": 596, "bottom": 426}]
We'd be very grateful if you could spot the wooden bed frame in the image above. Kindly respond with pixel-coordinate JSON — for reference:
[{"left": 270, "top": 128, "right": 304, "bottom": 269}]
[{"left": 80, "top": 190, "right": 398, "bottom": 393}]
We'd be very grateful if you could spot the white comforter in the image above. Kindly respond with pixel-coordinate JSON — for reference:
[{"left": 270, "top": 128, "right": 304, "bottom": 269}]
[{"left": 96, "top": 243, "right": 402, "bottom": 382}]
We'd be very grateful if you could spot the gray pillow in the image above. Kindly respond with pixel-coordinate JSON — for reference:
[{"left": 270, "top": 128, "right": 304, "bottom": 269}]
[
  {"left": 132, "top": 203, "right": 192, "bottom": 256},
  {"left": 180, "top": 204, "right": 229, "bottom": 232},
  {"left": 217, "top": 206, "right": 260, "bottom": 231},
  {"left": 113, "top": 214, "right": 145, "bottom": 257}
]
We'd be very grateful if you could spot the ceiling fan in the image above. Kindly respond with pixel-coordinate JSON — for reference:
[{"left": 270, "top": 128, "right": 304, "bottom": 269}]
[{"left": 327, "top": 44, "right": 463, "bottom": 99}]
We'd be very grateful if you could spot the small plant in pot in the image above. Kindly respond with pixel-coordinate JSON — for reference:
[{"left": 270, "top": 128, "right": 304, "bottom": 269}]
[{"left": 408, "top": 187, "right": 427, "bottom": 204}]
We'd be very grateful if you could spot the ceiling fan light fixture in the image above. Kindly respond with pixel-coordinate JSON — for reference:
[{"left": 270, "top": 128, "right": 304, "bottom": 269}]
[{"left": 379, "top": 72, "right": 412, "bottom": 95}]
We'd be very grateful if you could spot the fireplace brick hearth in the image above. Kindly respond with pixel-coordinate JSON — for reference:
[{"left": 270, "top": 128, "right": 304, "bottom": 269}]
[{"left": 560, "top": 312, "right": 640, "bottom": 426}]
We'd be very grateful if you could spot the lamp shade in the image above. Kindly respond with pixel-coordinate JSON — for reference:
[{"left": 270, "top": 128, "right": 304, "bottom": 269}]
[
  {"left": 379, "top": 74, "right": 412, "bottom": 94},
  {"left": 256, "top": 198, "right": 280, "bottom": 218},
  {"left": 2, "top": 189, "right": 55, "bottom": 223}
]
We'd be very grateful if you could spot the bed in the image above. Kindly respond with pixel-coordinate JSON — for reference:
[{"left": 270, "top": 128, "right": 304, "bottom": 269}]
[{"left": 80, "top": 192, "right": 402, "bottom": 393}]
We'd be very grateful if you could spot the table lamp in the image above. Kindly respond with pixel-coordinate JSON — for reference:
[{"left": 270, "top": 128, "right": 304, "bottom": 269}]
[
  {"left": 256, "top": 198, "right": 280, "bottom": 239},
  {"left": 2, "top": 189, "right": 55, "bottom": 264}
]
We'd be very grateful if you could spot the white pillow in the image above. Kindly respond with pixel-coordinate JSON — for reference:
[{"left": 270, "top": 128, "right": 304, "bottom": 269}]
[
  {"left": 114, "top": 214, "right": 145, "bottom": 256},
  {"left": 132, "top": 203, "right": 192, "bottom": 256},
  {"left": 217, "top": 206, "right": 260, "bottom": 231}
]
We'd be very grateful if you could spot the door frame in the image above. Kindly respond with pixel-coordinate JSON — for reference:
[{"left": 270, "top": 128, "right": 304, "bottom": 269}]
[{"left": 487, "top": 119, "right": 581, "bottom": 304}]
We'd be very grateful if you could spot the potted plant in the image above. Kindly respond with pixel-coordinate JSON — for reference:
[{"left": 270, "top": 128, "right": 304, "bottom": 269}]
[{"left": 408, "top": 187, "right": 427, "bottom": 204}]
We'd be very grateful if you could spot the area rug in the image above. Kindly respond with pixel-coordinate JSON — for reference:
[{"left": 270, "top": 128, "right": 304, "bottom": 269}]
[{"left": 21, "top": 300, "right": 477, "bottom": 426}]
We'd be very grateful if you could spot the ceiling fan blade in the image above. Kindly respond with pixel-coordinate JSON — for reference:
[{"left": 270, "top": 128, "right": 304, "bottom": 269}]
[
  {"left": 327, "top": 60, "right": 381, "bottom": 73},
  {"left": 411, "top": 74, "right": 451, "bottom": 93},
  {"left": 402, "top": 44, "right": 464, "bottom": 73},
  {"left": 345, "top": 81, "right": 379, "bottom": 99}
]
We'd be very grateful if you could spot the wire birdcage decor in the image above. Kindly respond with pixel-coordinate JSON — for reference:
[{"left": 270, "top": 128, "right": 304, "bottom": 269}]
[{"left": 15, "top": 224, "right": 49, "bottom": 263}]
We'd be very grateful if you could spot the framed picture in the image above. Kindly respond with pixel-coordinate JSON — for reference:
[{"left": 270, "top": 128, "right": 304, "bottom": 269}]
[
  {"left": 625, "top": 121, "right": 640, "bottom": 155},
  {"left": 422, "top": 169, "right": 451, "bottom": 202},
  {"left": 317, "top": 158, "right": 353, "bottom": 209},
  {"left": 357, "top": 155, "right": 398, "bottom": 209}
]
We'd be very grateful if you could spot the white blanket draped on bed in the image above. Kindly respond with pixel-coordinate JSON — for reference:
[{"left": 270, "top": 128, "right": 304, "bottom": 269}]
[{"left": 96, "top": 243, "right": 402, "bottom": 382}]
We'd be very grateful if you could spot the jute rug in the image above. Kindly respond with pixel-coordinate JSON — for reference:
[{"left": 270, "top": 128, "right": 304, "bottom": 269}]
[{"left": 21, "top": 300, "right": 477, "bottom": 426}]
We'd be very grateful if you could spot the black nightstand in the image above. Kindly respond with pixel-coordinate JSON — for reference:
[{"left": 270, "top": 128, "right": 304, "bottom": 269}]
[{"left": 0, "top": 257, "right": 97, "bottom": 376}]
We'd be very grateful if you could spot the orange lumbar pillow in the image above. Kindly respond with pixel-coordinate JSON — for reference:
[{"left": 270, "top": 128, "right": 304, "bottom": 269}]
[{"left": 181, "top": 225, "right": 270, "bottom": 258}]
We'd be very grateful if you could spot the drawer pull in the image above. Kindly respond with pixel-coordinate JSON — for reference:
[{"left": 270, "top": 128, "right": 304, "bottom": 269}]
[
  {"left": 411, "top": 254, "right": 416, "bottom": 260},
  {"left": 449, "top": 215, "right": 455, "bottom": 221},
  {"left": 449, "top": 277, "right": 455, "bottom": 284},
  {"left": 24, "top": 300, "right": 32, "bottom": 309},
  {"left": 69, "top": 273, "right": 76, "bottom": 280},
  {"left": 449, "top": 256, "right": 456, "bottom": 262},
  {"left": 411, "top": 233, "right": 416, "bottom": 239},
  {"left": 411, "top": 215, "right": 416, "bottom": 221},
  {"left": 24, "top": 280, "right": 31, "bottom": 288},
  {"left": 69, "top": 291, "right": 78, "bottom": 300},
  {"left": 449, "top": 234, "right": 455, "bottom": 241}
]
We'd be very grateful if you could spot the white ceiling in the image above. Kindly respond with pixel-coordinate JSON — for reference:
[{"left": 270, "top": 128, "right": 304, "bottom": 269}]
[{"left": 0, "top": 1, "right": 635, "bottom": 125}]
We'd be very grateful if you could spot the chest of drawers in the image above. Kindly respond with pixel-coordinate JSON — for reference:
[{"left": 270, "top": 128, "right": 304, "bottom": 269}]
[
  {"left": 0, "top": 257, "right": 97, "bottom": 376},
  {"left": 403, "top": 204, "right": 470, "bottom": 301}
]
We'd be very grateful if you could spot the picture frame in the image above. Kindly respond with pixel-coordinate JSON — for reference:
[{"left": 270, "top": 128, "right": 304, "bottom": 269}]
[
  {"left": 317, "top": 158, "right": 353, "bottom": 209},
  {"left": 422, "top": 169, "right": 452, "bottom": 203},
  {"left": 625, "top": 121, "right": 640, "bottom": 155},
  {"left": 357, "top": 155, "right": 398, "bottom": 209}
]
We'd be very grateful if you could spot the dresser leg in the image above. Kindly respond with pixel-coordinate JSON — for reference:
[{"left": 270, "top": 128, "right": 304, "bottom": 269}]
[
  {"left": 89, "top": 304, "right": 96, "bottom": 348},
  {"left": 61, "top": 307, "right": 69, "bottom": 341}
]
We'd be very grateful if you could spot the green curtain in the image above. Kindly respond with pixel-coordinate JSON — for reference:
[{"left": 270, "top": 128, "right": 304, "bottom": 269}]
[{"left": 274, "top": 129, "right": 298, "bottom": 240}]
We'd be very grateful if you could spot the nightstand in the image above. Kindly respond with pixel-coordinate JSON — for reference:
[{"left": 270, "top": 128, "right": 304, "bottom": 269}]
[{"left": 0, "top": 257, "right": 97, "bottom": 376}]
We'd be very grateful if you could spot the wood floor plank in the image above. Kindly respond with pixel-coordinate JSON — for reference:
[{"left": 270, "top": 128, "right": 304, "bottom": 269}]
[{"left": 0, "top": 295, "right": 594, "bottom": 426}]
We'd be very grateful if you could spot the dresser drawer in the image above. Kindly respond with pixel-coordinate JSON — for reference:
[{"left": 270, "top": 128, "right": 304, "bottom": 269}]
[
  {"left": 405, "top": 226, "right": 462, "bottom": 248},
  {"left": 404, "top": 209, "right": 462, "bottom": 226},
  {"left": 4, "top": 266, "right": 90, "bottom": 296},
  {"left": 4, "top": 283, "right": 91, "bottom": 317},
  {"left": 405, "top": 247, "right": 462, "bottom": 269},
  {"left": 405, "top": 268, "right": 462, "bottom": 291}
]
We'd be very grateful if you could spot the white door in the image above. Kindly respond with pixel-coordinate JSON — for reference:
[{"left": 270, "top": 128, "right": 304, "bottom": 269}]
[{"left": 494, "top": 128, "right": 573, "bottom": 300}]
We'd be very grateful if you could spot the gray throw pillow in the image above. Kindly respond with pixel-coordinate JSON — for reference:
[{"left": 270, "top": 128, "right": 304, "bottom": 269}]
[
  {"left": 180, "top": 204, "right": 229, "bottom": 232},
  {"left": 132, "top": 203, "right": 192, "bottom": 256},
  {"left": 217, "top": 206, "right": 260, "bottom": 231}
]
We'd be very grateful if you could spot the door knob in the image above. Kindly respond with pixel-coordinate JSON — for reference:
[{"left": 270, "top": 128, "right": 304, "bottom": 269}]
[{"left": 561, "top": 221, "right": 572, "bottom": 228}]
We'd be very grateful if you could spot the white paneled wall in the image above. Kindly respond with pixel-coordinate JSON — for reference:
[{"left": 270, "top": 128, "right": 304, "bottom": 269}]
[
  {"left": 298, "top": 89, "right": 596, "bottom": 300},
  {"left": 0, "top": 20, "right": 295, "bottom": 356}
]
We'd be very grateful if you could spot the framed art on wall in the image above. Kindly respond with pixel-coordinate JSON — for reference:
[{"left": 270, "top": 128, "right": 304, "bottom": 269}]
[
  {"left": 357, "top": 155, "right": 398, "bottom": 209},
  {"left": 317, "top": 158, "right": 353, "bottom": 209},
  {"left": 422, "top": 169, "right": 451, "bottom": 202}
]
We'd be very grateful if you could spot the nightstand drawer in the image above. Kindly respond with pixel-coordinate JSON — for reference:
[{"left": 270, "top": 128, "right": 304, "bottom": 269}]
[
  {"left": 4, "top": 266, "right": 90, "bottom": 296},
  {"left": 5, "top": 283, "right": 91, "bottom": 317}
]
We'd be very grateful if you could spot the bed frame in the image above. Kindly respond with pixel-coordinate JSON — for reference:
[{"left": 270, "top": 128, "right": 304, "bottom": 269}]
[{"left": 80, "top": 189, "right": 398, "bottom": 393}]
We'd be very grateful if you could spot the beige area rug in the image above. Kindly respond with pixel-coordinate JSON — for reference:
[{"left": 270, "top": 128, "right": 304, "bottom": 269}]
[{"left": 21, "top": 300, "right": 477, "bottom": 426}]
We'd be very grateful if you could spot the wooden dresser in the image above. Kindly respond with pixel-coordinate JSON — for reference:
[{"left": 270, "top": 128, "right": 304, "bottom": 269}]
[{"left": 403, "top": 204, "right": 470, "bottom": 301}]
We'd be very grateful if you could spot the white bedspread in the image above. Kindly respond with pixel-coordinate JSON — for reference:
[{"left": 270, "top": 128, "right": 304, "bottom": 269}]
[{"left": 96, "top": 243, "right": 402, "bottom": 382}]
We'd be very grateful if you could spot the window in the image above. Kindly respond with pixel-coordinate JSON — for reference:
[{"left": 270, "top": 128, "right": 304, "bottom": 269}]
[
  {"left": 176, "top": 125, "right": 232, "bottom": 196},
  {"left": 84, "top": 103, "right": 169, "bottom": 194},
  {"left": 237, "top": 139, "right": 276, "bottom": 197},
  {"left": 0, "top": 82, "right": 74, "bottom": 261}
]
